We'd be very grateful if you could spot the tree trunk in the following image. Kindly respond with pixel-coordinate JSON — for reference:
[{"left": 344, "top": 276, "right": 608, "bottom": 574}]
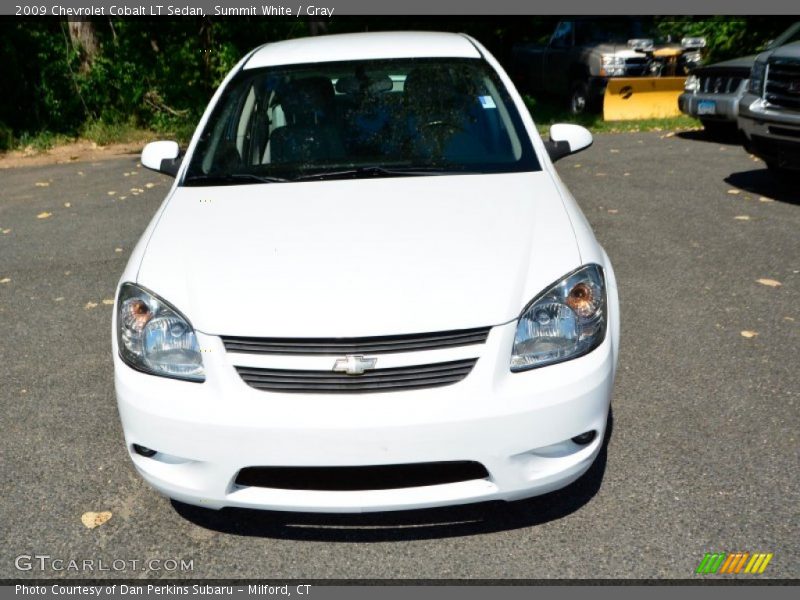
[{"left": 67, "top": 18, "right": 99, "bottom": 71}]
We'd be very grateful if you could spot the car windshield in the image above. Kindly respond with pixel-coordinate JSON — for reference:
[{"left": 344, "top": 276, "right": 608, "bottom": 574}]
[
  {"left": 575, "top": 20, "right": 656, "bottom": 45},
  {"left": 770, "top": 22, "right": 800, "bottom": 48},
  {"left": 183, "top": 57, "right": 539, "bottom": 185}
]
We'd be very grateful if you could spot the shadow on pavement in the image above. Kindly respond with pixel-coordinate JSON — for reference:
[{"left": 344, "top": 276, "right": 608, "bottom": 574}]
[
  {"left": 676, "top": 128, "right": 743, "bottom": 145},
  {"left": 172, "top": 412, "right": 614, "bottom": 542},
  {"left": 725, "top": 169, "right": 799, "bottom": 205}
]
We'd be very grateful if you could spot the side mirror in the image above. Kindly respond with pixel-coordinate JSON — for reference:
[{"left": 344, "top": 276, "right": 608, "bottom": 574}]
[
  {"left": 545, "top": 124, "right": 593, "bottom": 162},
  {"left": 141, "top": 141, "right": 182, "bottom": 177}
]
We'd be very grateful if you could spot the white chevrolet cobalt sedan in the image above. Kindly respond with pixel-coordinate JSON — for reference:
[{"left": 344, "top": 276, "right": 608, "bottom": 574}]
[{"left": 114, "top": 32, "right": 620, "bottom": 513}]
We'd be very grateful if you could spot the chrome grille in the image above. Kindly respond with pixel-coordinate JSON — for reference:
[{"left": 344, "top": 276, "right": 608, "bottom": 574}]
[
  {"left": 699, "top": 74, "right": 744, "bottom": 94},
  {"left": 236, "top": 358, "right": 477, "bottom": 394},
  {"left": 765, "top": 58, "right": 800, "bottom": 110},
  {"left": 221, "top": 326, "right": 490, "bottom": 355},
  {"left": 624, "top": 57, "right": 650, "bottom": 76}
]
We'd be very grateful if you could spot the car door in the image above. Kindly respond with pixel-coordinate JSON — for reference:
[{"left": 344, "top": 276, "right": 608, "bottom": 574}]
[{"left": 544, "top": 20, "right": 575, "bottom": 96}]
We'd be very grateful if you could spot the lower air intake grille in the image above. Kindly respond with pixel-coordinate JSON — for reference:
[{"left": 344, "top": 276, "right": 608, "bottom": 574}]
[
  {"left": 236, "top": 358, "right": 477, "bottom": 394},
  {"left": 221, "top": 327, "right": 491, "bottom": 355},
  {"left": 235, "top": 462, "right": 490, "bottom": 491}
]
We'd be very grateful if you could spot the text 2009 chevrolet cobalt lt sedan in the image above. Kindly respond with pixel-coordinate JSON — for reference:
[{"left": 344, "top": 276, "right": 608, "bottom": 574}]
[{"left": 114, "top": 32, "right": 620, "bottom": 513}]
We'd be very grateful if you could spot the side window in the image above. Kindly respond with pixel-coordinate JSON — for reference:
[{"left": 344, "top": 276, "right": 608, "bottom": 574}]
[{"left": 550, "top": 21, "right": 573, "bottom": 49}]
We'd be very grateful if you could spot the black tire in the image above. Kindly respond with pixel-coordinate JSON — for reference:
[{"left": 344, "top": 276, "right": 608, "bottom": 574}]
[
  {"left": 569, "top": 80, "right": 590, "bottom": 115},
  {"left": 766, "top": 162, "right": 796, "bottom": 183},
  {"left": 700, "top": 119, "right": 733, "bottom": 136}
]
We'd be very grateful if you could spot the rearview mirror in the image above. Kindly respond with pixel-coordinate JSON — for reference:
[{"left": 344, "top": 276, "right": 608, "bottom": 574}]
[
  {"left": 545, "top": 124, "right": 593, "bottom": 162},
  {"left": 141, "top": 141, "right": 182, "bottom": 177}
]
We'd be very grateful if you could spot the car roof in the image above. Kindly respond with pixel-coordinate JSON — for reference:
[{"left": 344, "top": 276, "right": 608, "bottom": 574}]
[{"left": 243, "top": 31, "right": 482, "bottom": 70}]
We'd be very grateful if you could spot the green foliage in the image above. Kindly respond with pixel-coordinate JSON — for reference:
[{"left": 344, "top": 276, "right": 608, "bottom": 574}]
[
  {"left": 655, "top": 17, "right": 789, "bottom": 63},
  {"left": 523, "top": 95, "right": 700, "bottom": 134}
]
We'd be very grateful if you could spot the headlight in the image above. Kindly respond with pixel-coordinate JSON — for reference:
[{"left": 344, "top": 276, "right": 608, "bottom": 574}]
[
  {"left": 685, "top": 74, "right": 700, "bottom": 92},
  {"left": 116, "top": 283, "right": 205, "bottom": 382},
  {"left": 749, "top": 61, "right": 767, "bottom": 95},
  {"left": 601, "top": 54, "right": 626, "bottom": 77},
  {"left": 511, "top": 264, "right": 606, "bottom": 372}
]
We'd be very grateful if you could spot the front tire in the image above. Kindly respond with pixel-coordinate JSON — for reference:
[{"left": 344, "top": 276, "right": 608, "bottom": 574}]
[
  {"left": 766, "top": 161, "right": 796, "bottom": 182},
  {"left": 700, "top": 119, "right": 733, "bottom": 137},
  {"left": 569, "top": 81, "right": 590, "bottom": 115}
]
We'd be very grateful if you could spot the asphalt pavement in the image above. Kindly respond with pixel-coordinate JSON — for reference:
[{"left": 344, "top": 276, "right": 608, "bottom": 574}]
[{"left": 1, "top": 130, "right": 798, "bottom": 580}]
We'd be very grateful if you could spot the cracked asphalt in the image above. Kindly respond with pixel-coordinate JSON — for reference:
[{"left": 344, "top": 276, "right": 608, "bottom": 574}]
[{"left": 1, "top": 130, "right": 798, "bottom": 580}]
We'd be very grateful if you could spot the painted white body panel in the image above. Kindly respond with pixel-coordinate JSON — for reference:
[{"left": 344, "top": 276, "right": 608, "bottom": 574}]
[
  {"left": 137, "top": 172, "right": 580, "bottom": 337},
  {"left": 243, "top": 31, "right": 481, "bottom": 69},
  {"left": 114, "top": 32, "right": 620, "bottom": 512}
]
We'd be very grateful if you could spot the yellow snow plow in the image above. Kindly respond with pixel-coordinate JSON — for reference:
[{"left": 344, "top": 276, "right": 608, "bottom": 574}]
[
  {"left": 602, "top": 46, "right": 693, "bottom": 121},
  {"left": 603, "top": 76, "right": 686, "bottom": 120}
]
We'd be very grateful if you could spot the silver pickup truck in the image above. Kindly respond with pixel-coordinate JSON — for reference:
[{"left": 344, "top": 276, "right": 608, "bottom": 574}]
[
  {"left": 738, "top": 40, "right": 800, "bottom": 175},
  {"left": 511, "top": 19, "right": 703, "bottom": 113}
]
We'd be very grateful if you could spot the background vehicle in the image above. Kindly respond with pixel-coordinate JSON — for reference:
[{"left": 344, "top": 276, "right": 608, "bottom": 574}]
[
  {"left": 738, "top": 39, "right": 800, "bottom": 177},
  {"left": 510, "top": 18, "right": 705, "bottom": 119},
  {"left": 679, "top": 22, "right": 800, "bottom": 133}
]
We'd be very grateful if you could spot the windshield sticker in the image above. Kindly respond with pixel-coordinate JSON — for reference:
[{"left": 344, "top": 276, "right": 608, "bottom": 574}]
[{"left": 479, "top": 95, "right": 497, "bottom": 109}]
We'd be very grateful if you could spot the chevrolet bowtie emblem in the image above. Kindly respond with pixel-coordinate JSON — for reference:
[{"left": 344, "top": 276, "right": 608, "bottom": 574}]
[{"left": 332, "top": 355, "right": 377, "bottom": 376}]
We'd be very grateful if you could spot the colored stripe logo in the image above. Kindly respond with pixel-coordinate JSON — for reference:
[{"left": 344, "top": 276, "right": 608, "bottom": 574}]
[{"left": 696, "top": 552, "right": 773, "bottom": 574}]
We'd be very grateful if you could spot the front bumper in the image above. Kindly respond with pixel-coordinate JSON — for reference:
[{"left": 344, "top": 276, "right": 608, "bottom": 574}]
[
  {"left": 738, "top": 93, "right": 800, "bottom": 169},
  {"left": 115, "top": 321, "right": 616, "bottom": 513},
  {"left": 678, "top": 89, "right": 743, "bottom": 122}
]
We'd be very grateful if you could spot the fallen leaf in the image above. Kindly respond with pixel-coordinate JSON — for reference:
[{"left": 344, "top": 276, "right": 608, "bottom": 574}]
[
  {"left": 740, "top": 330, "right": 758, "bottom": 338},
  {"left": 623, "top": 172, "right": 630, "bottom": 176},
  {"left": 115, "top": 247, "right": 123, "bottom": 253},
  {"left": 84, "top": 301, "right": 98, "bottom": 310},
  {"left": 36, "top": 212, "right": 52, "bottom": 219},
  {"left": 2, "top": 229, "right": 10, "bottom": 234},
  {"left": 785, "top": 316, "right": 795, "bottom": 322},
  {"left": 107, "top": 191, "right": 116, "bottom": 196},
  {"left": 665, "top": 132, "right": 675, "bottom": 138},
  {"left": 34, "top": 181, "right": 50, "bottom": 187},
  {"left": 102, "top": 299, "right": 114, "bottom": 305},
  {"left": 145, "top": 183, "right": 155, "bottom": 189},
  {"left": 759, "top": 196, "right": 774, "bottom": 203},
  {"left": 77, "top": 171, "right": 85, "bottom": 176},
  {"left": 119, "top": 196, "right": 127, "bottom": 200},
  {"left": 64, "top": 271, "right": 71, "bottom": 276},
  {"left": 81, "top": 511, "right": 112, "bottom": 529},
  {"left": 607, "top": 209, "right": 619, "bottom": 214},
  {"left": 573, "top": 164, "right": 581, "bottom": 168},
  {"left": 610, "top": 149, "right": 620, "bottom": 153},
  {"left": 54, "top": 297, "right": 64, "bottom": 302},
  {"left": 595, "top": 172, "right": 607, "bottom": 177},
  {"left": 727, "top": 189, "right": 740, "bottom": 195},
  {"left": 63, "top": 202, "right": 71, "bottom": 208},
  {"left": 734, "top": 215, "right": 751, "bottom": 221},
  {"left": 0, "top": 277, "right": 10, "bottom": 284},
  {"left": 756, "top": 278, "right": 781, "bottom": 287}
]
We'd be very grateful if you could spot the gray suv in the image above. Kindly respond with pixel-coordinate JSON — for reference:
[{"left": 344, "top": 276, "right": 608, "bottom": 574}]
[
  {"left": 739, "top": 40, "right": 800, "bottom": 175},
  {"left": 679, "top": 22, "right": 800, "bottom": 133}
]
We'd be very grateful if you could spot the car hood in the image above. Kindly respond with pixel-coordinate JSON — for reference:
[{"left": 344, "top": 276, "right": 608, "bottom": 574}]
[
  {"left": 768, "top": 40, "right": 800, "bottom": 59},
  {"left": 137, "top": 172, "right": 582, "bottom": 337},
  {"left": 696, "top": 54, "right": 756, "bottom": 73},
  {"left": 588, "top": 43, "right": 647, "bottom": 58}
]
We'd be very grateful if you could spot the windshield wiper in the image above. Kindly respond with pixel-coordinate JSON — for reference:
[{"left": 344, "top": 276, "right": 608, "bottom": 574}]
[
  {"left": 183, "top": 173, "right": 289, "bottom": 186},
  {"left": 292, "top": 166, "right": 472, "bottom": 182}
]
